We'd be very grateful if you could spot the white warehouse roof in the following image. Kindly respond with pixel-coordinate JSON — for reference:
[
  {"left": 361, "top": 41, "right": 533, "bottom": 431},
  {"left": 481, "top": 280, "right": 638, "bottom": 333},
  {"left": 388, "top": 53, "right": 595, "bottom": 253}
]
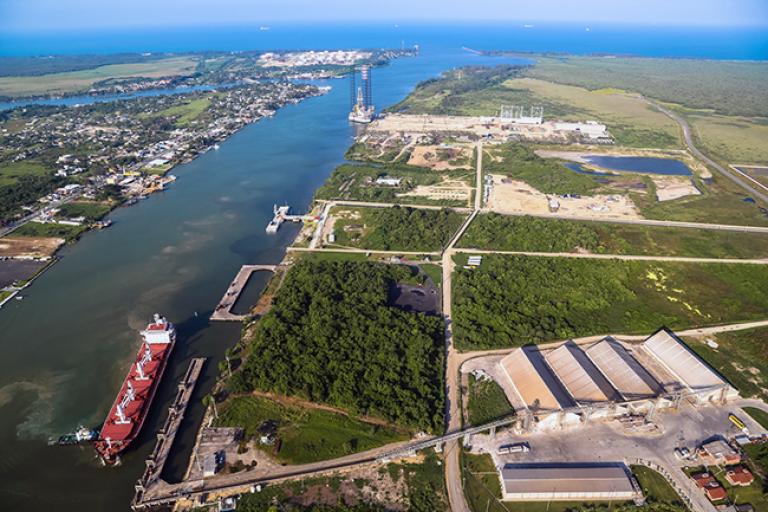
[
  {"left": 642, "top": 329, "right": 726, "bottom": 391},
  {"left": 499, "top": 347, "right": 574, "bottom": 411},
  {"left": 586, "top": 338, "right": 661, "bottom": 401},
  {"left": 545, "top": 341, "right": 620, "bottom": 404},
  {"left": 500, "top": 464, "right": 636, "bottom": 501}
]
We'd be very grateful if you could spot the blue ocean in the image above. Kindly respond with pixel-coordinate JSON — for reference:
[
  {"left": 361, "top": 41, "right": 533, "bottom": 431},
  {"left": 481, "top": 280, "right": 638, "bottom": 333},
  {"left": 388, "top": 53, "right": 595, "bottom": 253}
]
[{"left": 1, "top": 22, "right": 766, "bottom": 59}]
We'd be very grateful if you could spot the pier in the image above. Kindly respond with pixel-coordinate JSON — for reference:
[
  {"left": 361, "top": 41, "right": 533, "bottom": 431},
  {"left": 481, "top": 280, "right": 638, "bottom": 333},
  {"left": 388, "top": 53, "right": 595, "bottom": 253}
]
[
  {"left": 210, "top": 265, "right": 277, "bottom": 321},
  {"left": 266, "top": 204, "right": 315, "bottom": 233},
  {"left": 131, "top": 357, "right": 207, "bottom": 510}
]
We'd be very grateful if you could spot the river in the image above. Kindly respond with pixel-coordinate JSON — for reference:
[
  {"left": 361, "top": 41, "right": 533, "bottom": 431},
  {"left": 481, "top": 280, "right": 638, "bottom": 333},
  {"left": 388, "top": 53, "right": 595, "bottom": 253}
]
[{"left": 0, "top": 46, "right": 521, "bottom": 511}]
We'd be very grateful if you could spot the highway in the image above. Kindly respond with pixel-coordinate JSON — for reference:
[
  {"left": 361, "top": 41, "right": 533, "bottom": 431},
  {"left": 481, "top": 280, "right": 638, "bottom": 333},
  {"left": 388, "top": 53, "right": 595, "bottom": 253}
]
[{"left": 648, "top": 98, "right": 768, "bottom": 204}]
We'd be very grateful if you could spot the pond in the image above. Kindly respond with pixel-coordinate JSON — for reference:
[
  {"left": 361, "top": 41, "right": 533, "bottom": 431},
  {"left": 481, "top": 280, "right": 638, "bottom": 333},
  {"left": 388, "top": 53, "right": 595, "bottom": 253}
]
[{"left": 578, "top": 155, "right": 693, "bottom": 176}]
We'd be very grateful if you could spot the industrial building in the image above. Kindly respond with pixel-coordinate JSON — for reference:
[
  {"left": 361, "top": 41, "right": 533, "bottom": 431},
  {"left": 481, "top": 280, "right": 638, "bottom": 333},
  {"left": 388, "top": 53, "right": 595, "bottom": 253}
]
[
  {"left": 499, "top": 463, "right": 639, "bottom": 501},
  {"left": 496, "top": 328, "right": 736, "bottom": 431}
]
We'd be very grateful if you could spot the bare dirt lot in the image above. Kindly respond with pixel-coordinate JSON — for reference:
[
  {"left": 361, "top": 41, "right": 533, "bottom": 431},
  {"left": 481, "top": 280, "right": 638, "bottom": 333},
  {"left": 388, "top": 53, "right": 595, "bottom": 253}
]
[
  {"left": 486, "top": 176, "right": 642, "bottom": 220},
  {"left": 0, "top": 236, "right": 64, "bottom": 258},
  {"left": 407, "top": 145, "right": 473, "bottom": 170}
]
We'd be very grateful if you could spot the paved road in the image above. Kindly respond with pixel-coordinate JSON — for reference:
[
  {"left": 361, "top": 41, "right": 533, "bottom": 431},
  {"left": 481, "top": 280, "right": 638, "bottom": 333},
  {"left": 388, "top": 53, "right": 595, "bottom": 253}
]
[
  {"left": 649, "top": 99, "right": 768, "bottom": 204},
  {"left": 333, "top": 199, "right": 473, "bottom": 213},
  {"left": 287, "top": 246, "right": 442, "bottom": 256},
  {"left": 442, "top": 142, "right": 484, "bottom": 512},
  {"left": 454, "top": 247, "right": 768, "bottom": 265}
]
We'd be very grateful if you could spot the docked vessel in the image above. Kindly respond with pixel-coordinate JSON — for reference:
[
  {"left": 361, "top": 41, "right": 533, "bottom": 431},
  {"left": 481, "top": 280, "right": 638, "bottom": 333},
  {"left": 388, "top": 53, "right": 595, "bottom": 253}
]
[
  {"left": 51, "top": 425, "right": 100, "bottom": 446},
  {"left": 348, "top": 65, "right": 375, "bottom": 124},
  {"left": 94, "top": 314, "right": 176, "bottom": 464}
]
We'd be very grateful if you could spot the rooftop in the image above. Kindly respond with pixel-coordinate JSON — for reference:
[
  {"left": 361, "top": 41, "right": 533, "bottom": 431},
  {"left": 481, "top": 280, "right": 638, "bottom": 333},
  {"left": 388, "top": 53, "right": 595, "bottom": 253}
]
[{"left": 501, "top": 464, "right": 635, "bottom": 495}]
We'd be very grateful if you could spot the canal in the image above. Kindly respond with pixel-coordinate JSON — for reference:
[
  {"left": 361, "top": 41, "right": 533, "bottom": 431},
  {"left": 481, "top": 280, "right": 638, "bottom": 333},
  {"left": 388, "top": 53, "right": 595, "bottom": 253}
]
[{"left": 0, "top": 46, "right": 522, "bottom": 511}]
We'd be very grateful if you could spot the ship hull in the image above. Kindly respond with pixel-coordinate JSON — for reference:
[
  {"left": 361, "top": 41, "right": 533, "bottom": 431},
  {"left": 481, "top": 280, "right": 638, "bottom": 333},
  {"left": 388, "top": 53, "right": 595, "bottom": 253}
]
[{"left": 94, "top": 339, "right": 175, "bottom": 464}]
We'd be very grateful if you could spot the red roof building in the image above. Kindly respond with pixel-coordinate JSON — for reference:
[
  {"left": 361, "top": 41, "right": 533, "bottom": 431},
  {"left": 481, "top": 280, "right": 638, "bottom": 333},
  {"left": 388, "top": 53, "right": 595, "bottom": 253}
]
[
  {"left": 725, "top": 466, "right": 754, "bottom": 487},
  {"left": 705, "top": 485, "right": 727, "bottom": 502}
]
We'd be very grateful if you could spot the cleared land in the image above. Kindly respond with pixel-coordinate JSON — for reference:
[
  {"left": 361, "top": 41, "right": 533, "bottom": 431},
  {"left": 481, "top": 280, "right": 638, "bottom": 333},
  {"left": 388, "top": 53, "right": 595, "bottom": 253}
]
[
  {"left": 12, "top": 222, "right": 86, "bottom": 241},
  {"left": 690, "top": 113, "right": 768, "bottom": 165},
  {"left": 214, "top": 394, "right": 407, "bottom": 465},
  {"left": 452, "top": 254, "right": 768, "bottom": 349},
  {"left": 146, "top": 97, "right": 212, "bottom": 127},
  {"left": 57, "top": 201, "right": 111, "bottom": 221},
  {"left": 0, "top": 161, "right": 50, "bottom": 187},
  {"left": 459, "top": 214, "right": 768, "bottom": 259},
  {"left": 684, "top": 327, "right": 768, "bottom": 402},
  {"left": 328, "top": 205, "right": 466, "bottom": 252},
  {"left": 0, "top": 57, "right": 198, "bottom": 98},
  {"left": 0, "top": 235, "right": 64, "bottom": 258}
]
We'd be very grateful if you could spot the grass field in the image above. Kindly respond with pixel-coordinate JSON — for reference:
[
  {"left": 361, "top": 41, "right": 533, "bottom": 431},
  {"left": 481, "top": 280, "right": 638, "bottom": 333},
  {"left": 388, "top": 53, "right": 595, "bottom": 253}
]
[
  {"left": 690, "top": 113, "right": 768, "bottom": 165},
  {"left": 57, "top": 201, "right": 111, "bottom": 221},
  {"left": 631, "top": 465, "right": 684, "bottom": 506},
  {"left": 683, "top": 329, "right": 768, "bottom": 401},
  {"left": 0, "top": 57, "right": 198, "bottom": 98},
  {"left": 13, "top": 221, "right": 86, "bottom": 241},
  {"left": 744, "top": 407, "right": 768, "bottom": 430},
  {"left": 329, "top": 206, "right": 465, "bottom": 252},
  {"left": 214, "top": 394, "right": 408, "bottom": 465},
  {"left": 453, "top": 254, "right": 768, "bottom": 349},
  {"left": 458, "top": 213, "right": 768, "bottom": 259},
  {"left": 315, "top": 163, "right": 471, "bottom": 207},
  {"left": 504, "top": 78, "right": 682, "bottom": 148},
  {"left": 150, "top": 97, "right": 211, "bottom": 127},
  {"left": 419, "top": 263, "right": 443, "bottom": 287},
  {"left": 466, "top": 375, "right": 513, "bottom": 426},
  {"left": 525, "top": 55, "right": 768, "bottom": 118},
  {"left": 0, "top": 161, "right": 49, "bottom": 187}
]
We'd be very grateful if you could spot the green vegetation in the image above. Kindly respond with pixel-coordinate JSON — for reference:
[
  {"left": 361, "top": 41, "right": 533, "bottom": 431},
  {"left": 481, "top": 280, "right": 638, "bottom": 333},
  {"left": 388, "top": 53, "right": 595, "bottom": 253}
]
[
  {"left": 525, "top": 56, "right": 768, "bottom": 118},
  {"left": 459, "top": 213, "right": 768, "bottom": 259},
  {"left": 0, "top": 161, "right": 50, "bottom": 187},
  {"left": 462, "top": 451, "right": 506, "bottom": 512},
  {"left": 684, "top": 330, "right": 768, "bottom": 401},
  {"left": 13, "top": 221, "right": 86, "bottom": 241},
  {"left": 485, "top": 144, "right": 600, "bottom": 195},
  {"left": 744, "top": 407, "right": 768, "bottom": 430},
  {"left": 631, "top": 466, "right": 684, "bottom": 507},
  {"left": 214, "top": 395, "right": 406, "bottom": 465},
  {"left": 233, "top": 450, "right": 446, "bottom": 511},
  {"left": 453, "top": 255, "right": 768, "bottom": 349},
  {"left": 57, "top": 201, "right": 111, "bottom": 221},
  {"left": 744, "top": 441, "right": 768, "bottom": 476},
  {"left": 689, "top": 113, "right": 768, "bottom": 165},
  {"left": 466, "top": 375, "right": 513, "bottom": 426},
  {"left": 0, "top": 57, "right": 198, "bottom": 98},
  {"left": 0, "top": 53, "right": 179, "bottom": 77},
  {"left": 229, "top": 260, "right": 445, "bottom": 432},
  {"left": 330, "top": 206, "right": 465, "bottom": 252},
  {"left": 150, "top": 97, "right": 211, "bottom": 127},
  {"left": 419, "top": 263, "right": 443, "bottom": 287},
  {"left": 315, "top": 163, "right": 471, "bottom": 207},
  {"left": 0, "top": 161, "right": 61, "bottom": 223}
]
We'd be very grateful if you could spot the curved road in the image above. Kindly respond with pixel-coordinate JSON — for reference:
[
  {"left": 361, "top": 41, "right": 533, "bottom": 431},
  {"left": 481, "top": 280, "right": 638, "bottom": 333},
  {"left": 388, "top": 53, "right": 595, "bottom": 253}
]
[{"left": 648, "top": 99, "right": 768, "bottom": 204}]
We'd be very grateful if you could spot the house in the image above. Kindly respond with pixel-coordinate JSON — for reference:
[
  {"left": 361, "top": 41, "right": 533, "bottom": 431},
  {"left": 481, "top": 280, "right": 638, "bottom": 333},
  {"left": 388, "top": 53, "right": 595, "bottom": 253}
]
[
  {"left": 692, "top": 472, "right": 728, "bottom": 502},
  {"left": 374, "top": 176, "right": 402, "bottom": 187},
  {"left": 699, "top": 439, "right": 741, "bottom": 466},
  {"left": 724, "top": 466, "right": 754, "bottom": 487}
]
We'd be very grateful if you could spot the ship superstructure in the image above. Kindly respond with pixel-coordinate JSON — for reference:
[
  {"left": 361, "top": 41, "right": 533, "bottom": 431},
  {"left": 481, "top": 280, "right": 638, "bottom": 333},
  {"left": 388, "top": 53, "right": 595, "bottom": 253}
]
[
  {"left": 94, "top": 314, "right": 176, "bottom": 464},
  {"left": 348, "top": 64, "right": 375, "bottom": 124}
]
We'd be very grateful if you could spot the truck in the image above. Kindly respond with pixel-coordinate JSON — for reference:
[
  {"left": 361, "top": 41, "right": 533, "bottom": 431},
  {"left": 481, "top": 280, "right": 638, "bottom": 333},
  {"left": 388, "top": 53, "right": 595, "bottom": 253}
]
[{"left": 498, "top": 442, "right": 530, "bottom": 455}]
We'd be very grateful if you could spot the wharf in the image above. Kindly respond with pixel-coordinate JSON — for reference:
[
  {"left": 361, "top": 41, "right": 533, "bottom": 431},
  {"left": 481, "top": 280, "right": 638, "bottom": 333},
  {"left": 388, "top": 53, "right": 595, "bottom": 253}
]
[
  {"left": 132, "top": 357, "right": 207, "bottom": 510},
  {"left": 210, "top": 265, "right": 277, "bottom": 321},
  {"left": 266, "top": 204, "right": 314, "bottom": 233}
]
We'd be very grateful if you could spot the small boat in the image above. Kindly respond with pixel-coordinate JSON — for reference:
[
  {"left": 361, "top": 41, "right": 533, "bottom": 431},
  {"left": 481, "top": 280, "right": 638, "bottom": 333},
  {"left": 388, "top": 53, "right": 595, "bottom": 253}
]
[{"left": 51, "top": 425, "right": 101, "bottom": 446}]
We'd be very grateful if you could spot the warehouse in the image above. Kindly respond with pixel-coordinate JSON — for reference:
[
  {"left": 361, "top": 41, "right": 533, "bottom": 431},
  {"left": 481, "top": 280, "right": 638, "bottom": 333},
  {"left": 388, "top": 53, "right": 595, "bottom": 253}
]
[
  {"left": 499, "top": 346, "right": 574, "bottom": 412},
  {"left": 585, "top": 338, "right": 661, "bottom": 401},
  {"left": 499, "top": 463, "right": 639, "bottom": 501},
  {"left": 641, "top": 329, "right": 737, "bottom": 402},
  {"left": 545, "top": 341, "right": 620, "bottom": 404}
]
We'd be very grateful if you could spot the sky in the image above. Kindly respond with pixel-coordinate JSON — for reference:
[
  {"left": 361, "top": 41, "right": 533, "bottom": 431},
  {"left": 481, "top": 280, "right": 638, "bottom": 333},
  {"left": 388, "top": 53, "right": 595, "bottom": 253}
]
[{"left": 2, "top": 0, "right": 767, "bottom": 30}]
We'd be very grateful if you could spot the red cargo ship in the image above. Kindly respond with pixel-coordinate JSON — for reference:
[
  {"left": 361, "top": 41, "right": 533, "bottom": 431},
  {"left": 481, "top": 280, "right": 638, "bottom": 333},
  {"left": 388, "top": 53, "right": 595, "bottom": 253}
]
[{"left": 94, "top": 314, "right": 176, "bottom": 464}]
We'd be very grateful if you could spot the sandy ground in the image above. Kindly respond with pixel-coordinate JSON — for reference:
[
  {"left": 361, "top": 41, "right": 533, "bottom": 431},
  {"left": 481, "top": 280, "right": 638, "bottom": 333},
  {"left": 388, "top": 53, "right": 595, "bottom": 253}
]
[
  {"left": 407, "top": 145, "right": 472, "bottom": 170},
  {"left": 0, "top": 236, "right": 64, "bottom": 258},
  {"left": 652, "top": 176, "right": 702, "bottom": 201},
  {"left": 486, "top": 176, "right": 641, "bottom": 220}
]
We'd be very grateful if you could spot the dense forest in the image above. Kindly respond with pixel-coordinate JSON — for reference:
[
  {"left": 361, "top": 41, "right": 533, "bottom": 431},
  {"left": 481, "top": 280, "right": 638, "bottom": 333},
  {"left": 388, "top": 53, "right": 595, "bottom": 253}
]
[
  {"left": 459, "top": 214, "right": 602, "bottom": 252},
  {"left": 484, "top": 144, "right": 600, "bottom": 195},
  {"left": 230, "top": 260, "right": 445, "bottom": 432},
  {"left": 333, "top": 206, "right": 465, "bottom": 251},
  {"left": 452, "top": 255, "right": 768, "bottom": 349}
]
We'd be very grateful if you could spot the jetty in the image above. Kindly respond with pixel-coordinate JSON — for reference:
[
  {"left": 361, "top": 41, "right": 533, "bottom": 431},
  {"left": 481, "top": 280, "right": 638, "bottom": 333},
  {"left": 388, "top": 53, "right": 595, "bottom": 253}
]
[
  {"left": 266, "top": 204, "right": 315, "bottom": 233},
  {"left": 131, "top": 357, "right": 207, "bottom": 510},
  {"left": 210, "top": 265, "right": 277, "bottom": 321}
]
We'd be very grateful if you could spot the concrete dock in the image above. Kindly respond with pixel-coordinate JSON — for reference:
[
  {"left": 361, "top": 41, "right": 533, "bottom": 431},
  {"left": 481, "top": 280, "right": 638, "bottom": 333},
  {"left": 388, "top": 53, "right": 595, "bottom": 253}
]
[
  {"left": 210, "top": 265, "right": 277, "bottom": 321},
  {"left": 132, "top": 357, "right": 207, "bottom": 510}
]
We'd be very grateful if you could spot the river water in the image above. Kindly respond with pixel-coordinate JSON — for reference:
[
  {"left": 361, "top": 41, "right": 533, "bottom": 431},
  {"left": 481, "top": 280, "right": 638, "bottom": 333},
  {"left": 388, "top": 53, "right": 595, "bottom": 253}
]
[{"left": 0, "top": 46, "right": 520, "bottom": 511}]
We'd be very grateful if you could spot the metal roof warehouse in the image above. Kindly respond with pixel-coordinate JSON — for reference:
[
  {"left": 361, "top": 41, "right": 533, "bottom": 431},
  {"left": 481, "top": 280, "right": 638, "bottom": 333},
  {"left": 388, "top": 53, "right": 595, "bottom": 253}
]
[{"left": 500, "top": 463, "right": 638, "bottom": 501}]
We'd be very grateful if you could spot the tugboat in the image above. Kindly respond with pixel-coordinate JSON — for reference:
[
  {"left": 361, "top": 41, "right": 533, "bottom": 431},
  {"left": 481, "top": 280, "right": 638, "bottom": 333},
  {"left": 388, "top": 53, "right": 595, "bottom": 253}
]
[
  {"left": 51, "top": 425, "right": 100, "bottom": 446},
  {"left": 94, "top": 314, "right": 176, "bottom": 465}
]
